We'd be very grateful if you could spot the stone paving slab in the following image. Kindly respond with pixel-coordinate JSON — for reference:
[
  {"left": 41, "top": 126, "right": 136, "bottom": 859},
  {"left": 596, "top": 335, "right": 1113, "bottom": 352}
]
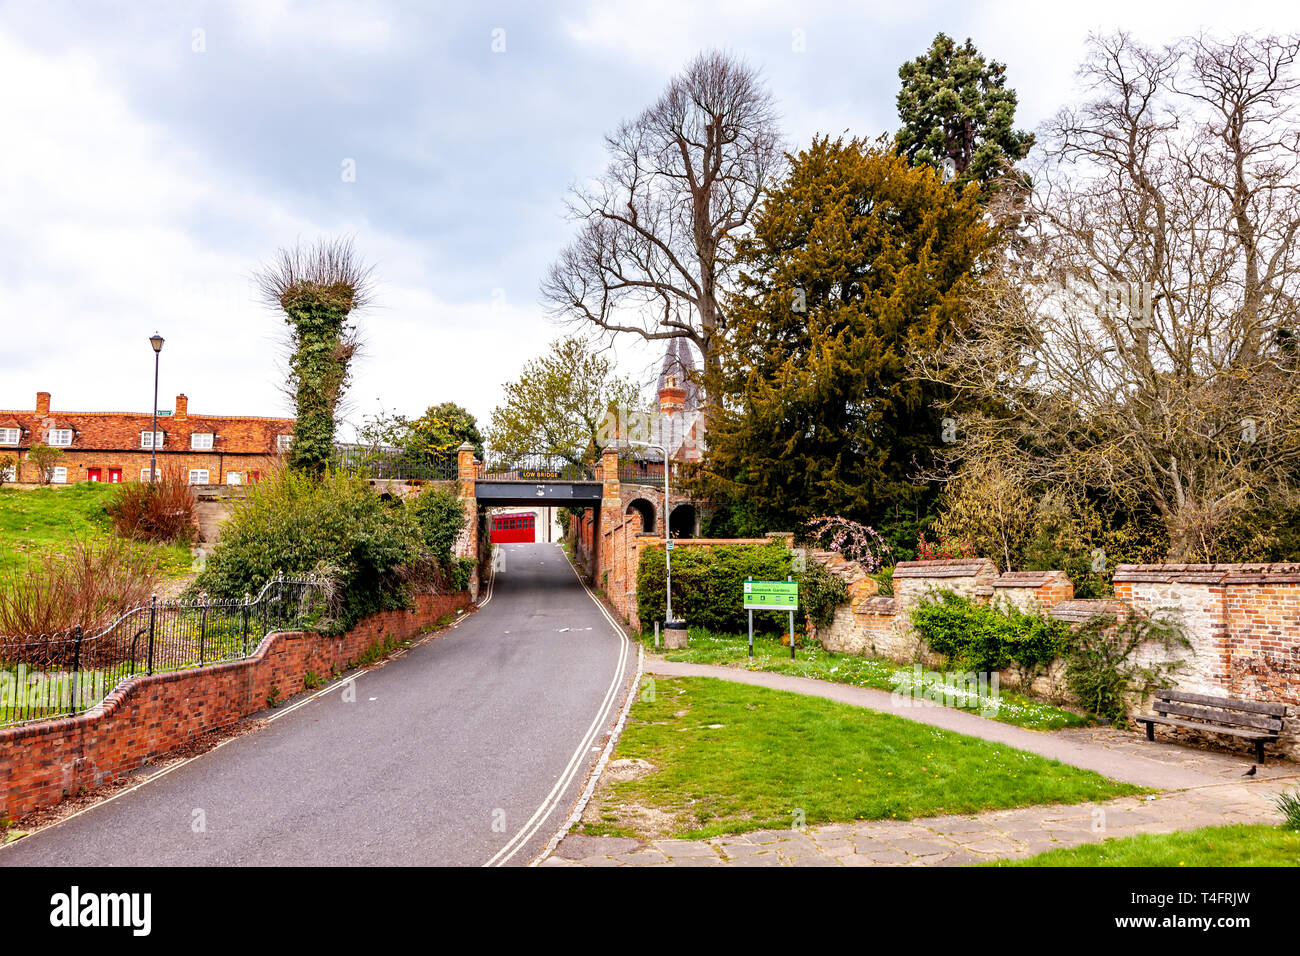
[{"left": 547, "top": 775, "right": 1296, "bottom": 866}]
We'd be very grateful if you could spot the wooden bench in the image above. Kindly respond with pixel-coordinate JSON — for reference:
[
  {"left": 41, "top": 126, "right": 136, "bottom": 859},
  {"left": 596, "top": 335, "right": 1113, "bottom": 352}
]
[{"left": 1137, "top": 690, "right": 1286, "bottom": 763}]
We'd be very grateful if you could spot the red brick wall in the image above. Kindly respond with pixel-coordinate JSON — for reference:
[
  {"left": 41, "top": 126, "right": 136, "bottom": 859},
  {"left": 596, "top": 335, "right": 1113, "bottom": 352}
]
[{"left": 0, "top": 592, "right": 471, "bottom": 820}]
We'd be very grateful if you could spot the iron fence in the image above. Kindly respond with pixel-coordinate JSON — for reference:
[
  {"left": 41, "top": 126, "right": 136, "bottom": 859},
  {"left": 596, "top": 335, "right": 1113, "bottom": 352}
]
[
  {"left": 617, "top": 457, "right": 698, "bottom": 486},
  {"left": 481, "top": 452, "right": 594, "bottom": 481},
  {"left": 334, "top": 443, "right": 458, "bottom": 482},
  {"left": 0, "top": 576, "right": 326, "bottom": 729}
]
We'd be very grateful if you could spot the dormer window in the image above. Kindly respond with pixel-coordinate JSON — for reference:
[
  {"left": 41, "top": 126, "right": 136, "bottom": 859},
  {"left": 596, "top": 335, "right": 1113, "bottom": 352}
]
[
  {"left": 47, "top": 429, "right": 73, "bottom": 447},
  {"left": 140, "top": 431, "right": 165, "bottom": 449},
  {"left": 0, "top": 428, "right": 19, "bottom": 445},
  {"left": 191, "top": 433, "right": 214, "bottom": 451}
]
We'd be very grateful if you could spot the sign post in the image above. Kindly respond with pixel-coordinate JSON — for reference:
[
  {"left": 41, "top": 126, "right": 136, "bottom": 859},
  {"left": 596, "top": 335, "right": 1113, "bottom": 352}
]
[{"left": 743, "top": 579, "right": 799, "bottom": 660}]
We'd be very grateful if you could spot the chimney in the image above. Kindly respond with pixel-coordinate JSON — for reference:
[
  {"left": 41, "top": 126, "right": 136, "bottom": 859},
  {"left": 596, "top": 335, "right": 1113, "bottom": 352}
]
[
  {"left": 35, "top": 392, "right": 50, "bottom": 416},
  {"left": 174, "top": 393, "right": 188, "bottom": 421}
]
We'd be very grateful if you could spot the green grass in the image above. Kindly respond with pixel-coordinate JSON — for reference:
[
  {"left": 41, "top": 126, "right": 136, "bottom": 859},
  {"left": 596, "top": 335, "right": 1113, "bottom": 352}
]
[
  {"left": 0, "top": 484, "right": 191, "bottom": 578},
  {"left": 636, "top": 627, "right": 1091, "bottom": 731},
  {"left": 588, "top": 676, "right": 1141, "bottom": 839},
  {"left": 991, "top": 824, "right": 1300, "bottom": 866}
]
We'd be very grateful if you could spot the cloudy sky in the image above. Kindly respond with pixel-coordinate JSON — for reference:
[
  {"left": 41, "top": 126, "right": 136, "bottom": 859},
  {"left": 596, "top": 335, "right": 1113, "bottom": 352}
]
[{"left": 0, "top": 0, "right": 1292, "bottom": 437}]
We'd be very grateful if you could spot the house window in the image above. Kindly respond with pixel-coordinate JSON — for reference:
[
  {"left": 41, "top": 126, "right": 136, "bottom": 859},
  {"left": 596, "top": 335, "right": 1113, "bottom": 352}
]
[
  {"left": 276, "top": 434, "right": 293, "bottom": 452},
  {"left": 188, "top": 469, "right": 210, "bottom": 485},
  {"left": 191, "top": 433, "right": 214, "bottom": 451},
  {"left": 47, "top": 429, "right": 73, "bottom": 447},
  {"left": 226, "top": 471, "right": 242, "bottom": 485},
  {"left": 140, "top": 431, "right": 165, "bottom": 449},
  {"left": 50, "top": 466, "right": 67, "bottom": 484},
  {"left": 1, "top": 464, "right": 15, "bottom": 482},
  {"left": 0, "top": 428, "right": 19, "bottom": 445},
  {"left": 140, "top": 468, "right": 158, "bottom": 482}
]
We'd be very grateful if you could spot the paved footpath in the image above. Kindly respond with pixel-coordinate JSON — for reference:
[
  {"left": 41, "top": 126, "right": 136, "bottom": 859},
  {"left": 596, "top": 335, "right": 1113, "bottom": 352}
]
[{"left": 543, "top": 661, "right": 1299, "bottom": 867}]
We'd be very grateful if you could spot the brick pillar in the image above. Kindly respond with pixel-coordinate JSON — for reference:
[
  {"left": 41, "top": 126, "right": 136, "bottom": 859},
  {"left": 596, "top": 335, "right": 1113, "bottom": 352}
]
[
  {"left": 454, "top": 443, "right": 479, "bottom": 599},
  {"left": 597, "top": 448, "right": 622, "bottom": 588}
]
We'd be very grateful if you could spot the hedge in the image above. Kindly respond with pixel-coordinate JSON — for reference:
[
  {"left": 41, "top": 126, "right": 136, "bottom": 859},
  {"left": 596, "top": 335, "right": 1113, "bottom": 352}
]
[
  {"left": 637, "top": 542, "right": 794, "bottom": 633},
  {"left": 909, "top": 590, "right": 1070, "bottom": 673}
]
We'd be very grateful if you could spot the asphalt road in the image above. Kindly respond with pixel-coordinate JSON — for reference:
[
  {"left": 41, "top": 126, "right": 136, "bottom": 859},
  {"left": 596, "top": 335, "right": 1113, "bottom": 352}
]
[{"left": 0, "top": 543, "right": 636, "bottom": 867}]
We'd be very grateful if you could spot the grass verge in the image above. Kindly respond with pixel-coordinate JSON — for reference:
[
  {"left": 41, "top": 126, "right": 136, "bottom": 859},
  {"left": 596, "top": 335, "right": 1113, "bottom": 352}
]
[
  {"left": 581, "top": 675, "right": 1141, "bottom": 840},
  {"left": 989, "top": 824, "right": 1300, "bottom": 866},
  {"left": 636, "top": 628, "right": 1090, "bottom": 731}
]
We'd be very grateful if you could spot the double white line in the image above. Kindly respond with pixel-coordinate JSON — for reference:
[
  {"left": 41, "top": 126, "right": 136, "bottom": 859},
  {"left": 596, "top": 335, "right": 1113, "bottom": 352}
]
[{"left": 482, "top": 546, "right": 635, "bottom": 867}]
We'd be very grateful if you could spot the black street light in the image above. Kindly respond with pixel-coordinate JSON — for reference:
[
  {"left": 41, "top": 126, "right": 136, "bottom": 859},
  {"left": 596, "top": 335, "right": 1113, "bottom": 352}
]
[{"left": 149, "top": 333, "right": 164, "bottom": 482}]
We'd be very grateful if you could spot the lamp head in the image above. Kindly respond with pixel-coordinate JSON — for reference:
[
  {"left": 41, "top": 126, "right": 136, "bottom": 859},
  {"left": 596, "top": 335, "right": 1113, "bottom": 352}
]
[{"left": 149, "top": 333, "right": 165, "bottom": 353}]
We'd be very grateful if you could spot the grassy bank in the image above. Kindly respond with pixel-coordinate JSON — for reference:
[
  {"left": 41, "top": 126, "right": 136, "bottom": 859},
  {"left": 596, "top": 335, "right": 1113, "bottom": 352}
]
[
  {"left": 0, "top": 484, "right": 191, "bottom": 578},
  {"left": 582, "top": 676, "right": 1141, "bottom": 840},
  {"left": 635, "top": 628, "right": 1091, "bottom": 731}
]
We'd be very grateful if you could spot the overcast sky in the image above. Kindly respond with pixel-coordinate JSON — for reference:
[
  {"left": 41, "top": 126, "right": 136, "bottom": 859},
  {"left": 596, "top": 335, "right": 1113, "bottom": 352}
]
[{"left": 0, "top": 0, "right": 1293, "bottom": 437}]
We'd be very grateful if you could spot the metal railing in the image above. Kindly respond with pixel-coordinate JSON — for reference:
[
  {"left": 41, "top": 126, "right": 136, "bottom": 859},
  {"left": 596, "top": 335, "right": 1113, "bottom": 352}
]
[
  {"left": 617, "top": 457, "right": 698, "bottom": 486},
  {"left": 481, "top": 452, "right": 594, "bottom": 481},
  {"left": 334, "top": 443, "right": 458, "bottom": 481},
  {"left": 0, "top": 576, "right": 326, "bottom": 729}
]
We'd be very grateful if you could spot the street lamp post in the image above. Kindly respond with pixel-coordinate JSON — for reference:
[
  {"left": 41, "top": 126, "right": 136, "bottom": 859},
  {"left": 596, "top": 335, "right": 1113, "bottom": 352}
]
[
  {"left": 627, "top": 439, "right": 672, "bottom": 623},
  {"left": 149, "top": 333, "right": 164, "bottom": 482}
]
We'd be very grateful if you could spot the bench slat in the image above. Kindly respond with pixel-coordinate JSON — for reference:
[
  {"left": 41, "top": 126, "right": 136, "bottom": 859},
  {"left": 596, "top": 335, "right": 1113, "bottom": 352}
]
[
  {"left": 1155, "top": 689, "right": 1287, "bottom": 717},
  {"left": 1154, "top": 700, "right": 1285, "bottom": 732},
  {"left": 1137, "top": 715, "right": 1277, "bottom": 741}
]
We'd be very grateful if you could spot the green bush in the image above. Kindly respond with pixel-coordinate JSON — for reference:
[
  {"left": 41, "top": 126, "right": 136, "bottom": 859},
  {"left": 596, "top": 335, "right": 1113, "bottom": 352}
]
[
  {"left": 799, "top": 561, "right": 848, "bottom": 629},
  {"left": 193, "top": 470, "right": 424, "bottom": 632},
  {"left": 637, "top": 543, "right": 793, "bottom": 633},
  {"left": 910, "top": 590, "right": 1070, "bottom": 673},
  {"left": 1063, "top": 611, "right": 1189, "bottom": 724},
  {"left": 408, "top": 485, "right": 466, "bottom": 561}
]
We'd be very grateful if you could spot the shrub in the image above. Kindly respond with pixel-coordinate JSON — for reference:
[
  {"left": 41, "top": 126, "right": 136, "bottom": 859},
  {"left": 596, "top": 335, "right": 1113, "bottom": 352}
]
[
  {"left": 0, "top": 536, "right": 162, "bottom": 637},
  {"left": 408, "top": 485, "right": 466, "bottom": 562},
  {"left": 910, "top": 590, "right": 1070, "bottom": 673},
  {"left": 1063, "top": 610, "right": 1189, "bottom": 725},
  {"left": 637, "top": 542, "right": 793, "bottom": 632},
  {"left": 192, "top": 469, "right": 423, "bottom": 633},
  {"left": 0, "top": 455, "right": 15, "bottom": 487},
  {"left": 1275, "top": 789, "right": 1300, "bottom": 831},
  {"left": 916, "top": 533, "right": 977, "bottom": 561},
  {"left": 105, "top": 471, "right": 197, "bottom": 544},
  {"left": 801, "top": 516, "right": 893, "bottom": 571},
  {"left": 799, "top": 561, "right": 849, "bottom": 629},
  {"left": 27, "top": 444, "right": 65, "bottom": 485}
]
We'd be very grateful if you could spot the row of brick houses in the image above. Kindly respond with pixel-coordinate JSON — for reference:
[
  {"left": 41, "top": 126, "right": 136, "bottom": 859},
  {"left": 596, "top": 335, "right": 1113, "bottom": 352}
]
[{"left": 0, "top": 391, "right": 294, "bottom": 485}]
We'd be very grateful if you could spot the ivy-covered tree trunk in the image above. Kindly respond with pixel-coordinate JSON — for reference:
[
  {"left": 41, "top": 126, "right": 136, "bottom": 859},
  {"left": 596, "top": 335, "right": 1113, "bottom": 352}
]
[{"left": 257, "top": 237, "right": 372, "bottom": 477}]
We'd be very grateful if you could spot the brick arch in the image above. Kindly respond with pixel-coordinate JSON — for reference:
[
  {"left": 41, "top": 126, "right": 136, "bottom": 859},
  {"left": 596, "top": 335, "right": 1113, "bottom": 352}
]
[{"left": 625, "top": 497, "right": 656, "bottom": 533}]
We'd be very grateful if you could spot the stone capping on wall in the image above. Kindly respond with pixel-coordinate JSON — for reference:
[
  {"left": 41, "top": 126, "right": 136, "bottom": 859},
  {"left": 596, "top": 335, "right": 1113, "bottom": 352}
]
[
  {"left": 1113, "top": 563, "right": 1300, "bottom": 585},
  {"left": 993, "top": 571, "right": 1061, "bottom": 588},
  {"left": 892, "top": 558, "right": 998, "bottom": 579}
]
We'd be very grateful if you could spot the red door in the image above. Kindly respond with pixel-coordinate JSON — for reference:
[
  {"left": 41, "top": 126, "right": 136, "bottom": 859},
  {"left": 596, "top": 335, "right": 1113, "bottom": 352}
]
[
  {"left": 86, "top": 469, "right": 102, "bottom": 482},
  {"left": 108, "top": 469, "right": 122, "bottom": 483}
]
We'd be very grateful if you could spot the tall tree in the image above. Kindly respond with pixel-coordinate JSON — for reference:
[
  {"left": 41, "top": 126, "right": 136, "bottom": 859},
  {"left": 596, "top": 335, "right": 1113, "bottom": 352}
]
[
  {"left": 705, "top": 137, "right": 995, "bottom": 526},
  {"left": 403, "top": 402, "right": 484, "bottom": 459},
  {"left": 256, "top": 237, "right": 373, "bottom": 476},
  {"left": 916, "top": 32, "right": 1300, "bottom": 561},
  {"left": 896, "top": 33, "right": 1033, "bottom": 188},
  {"left": 541, "top": 50, "right": 784, "bottom": 405},
  {"left": 487, "top": 337, "right": 641, "bottom": 468}
]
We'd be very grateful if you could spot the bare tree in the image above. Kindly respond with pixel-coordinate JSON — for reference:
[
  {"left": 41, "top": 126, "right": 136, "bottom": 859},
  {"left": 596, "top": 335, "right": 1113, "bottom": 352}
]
[
  {"left": 541, "top": 50, "right": 784, "bottom": 406},
  {"left": 917, "top": 32, "right": 1300, "bottom": 561}
]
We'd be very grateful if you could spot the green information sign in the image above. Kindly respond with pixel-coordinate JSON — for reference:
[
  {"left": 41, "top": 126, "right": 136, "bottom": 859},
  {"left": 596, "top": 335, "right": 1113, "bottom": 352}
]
[{"left": 743, "top": 580, "right": 798, "bottom": 611}]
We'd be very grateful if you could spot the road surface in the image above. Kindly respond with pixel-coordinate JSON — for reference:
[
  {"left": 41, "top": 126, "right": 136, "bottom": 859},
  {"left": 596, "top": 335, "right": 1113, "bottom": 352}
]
[{"left": 0, "top": 543, "right": 636, "bottom": 867}]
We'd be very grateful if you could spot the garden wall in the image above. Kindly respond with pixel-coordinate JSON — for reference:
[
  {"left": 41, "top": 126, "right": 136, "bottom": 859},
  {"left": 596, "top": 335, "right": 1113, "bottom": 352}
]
[
  {"left": 0, "top": 591, "right": 473, "bottom": 821},
  {"left": 808, "top": 555, "right": 1300, "bottom": 757}
]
